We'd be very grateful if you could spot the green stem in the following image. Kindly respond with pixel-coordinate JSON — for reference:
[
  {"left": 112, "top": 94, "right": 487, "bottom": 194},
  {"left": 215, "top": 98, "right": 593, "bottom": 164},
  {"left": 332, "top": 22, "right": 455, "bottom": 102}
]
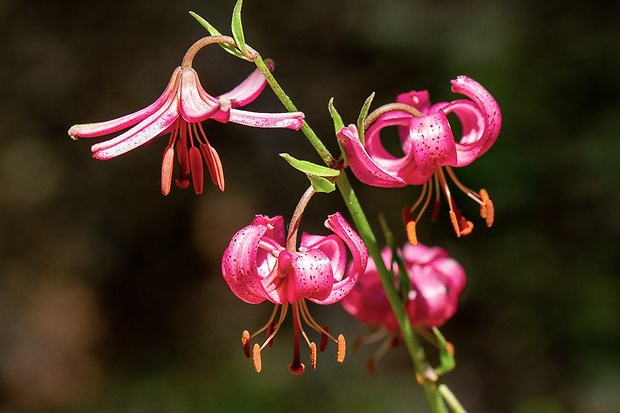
[
  {"left": 254, "top": 52, "right": 457, "bottom": 413},
  {"left": 254, "top": 55, "right": 334, "bottom": 165}
]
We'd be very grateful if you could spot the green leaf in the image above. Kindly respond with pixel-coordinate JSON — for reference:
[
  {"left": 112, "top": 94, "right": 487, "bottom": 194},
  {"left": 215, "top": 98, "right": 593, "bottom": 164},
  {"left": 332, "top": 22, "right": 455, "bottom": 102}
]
[
  {"left": 280, "top": 153, "right": 340, "bottom": 177},
  {"left": 231, "top": 0, "right": 248, "bottom": 56},
  {"left": 432, "top": 327, "right": 456, "bottom": 376},
  {"left": 308, "top": 175, "right": 336, "bottom": 193},
  {"left": 328, "top": 98, "right": 345, "bottom": 133},
  {"left": 189, "top": 11, "right": 246, "bottom": 59},
  {"left": 356, "top": 92, "right": 375, "bottom": 146}
]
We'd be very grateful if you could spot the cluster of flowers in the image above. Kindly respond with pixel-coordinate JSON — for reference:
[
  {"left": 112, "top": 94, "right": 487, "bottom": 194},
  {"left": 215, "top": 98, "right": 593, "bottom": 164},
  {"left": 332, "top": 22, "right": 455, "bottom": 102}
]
[{"left": 69, "top": 33, "right": 500, "bottom": 374}]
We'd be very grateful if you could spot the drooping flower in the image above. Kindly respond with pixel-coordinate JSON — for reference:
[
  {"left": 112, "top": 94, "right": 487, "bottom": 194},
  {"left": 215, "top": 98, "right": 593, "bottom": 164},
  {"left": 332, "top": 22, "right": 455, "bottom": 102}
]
[
  {"left": 341, "top": 242, "right": 466, "bottom": 370},
  {"left": 69, "top": 36, "right": 305, "bottom": 195},
  {"left": 337, "top": 76, "right": 501, "bottom": 243},
  {"left": 222, "top": 212, "right": 368, "bottom": 374}
]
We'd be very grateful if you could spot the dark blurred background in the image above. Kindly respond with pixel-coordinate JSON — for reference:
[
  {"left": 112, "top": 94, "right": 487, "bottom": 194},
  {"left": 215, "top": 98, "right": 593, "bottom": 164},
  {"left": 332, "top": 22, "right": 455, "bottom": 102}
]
[{"left": 1, "top": 0, "right": 619, "bottom": 412}]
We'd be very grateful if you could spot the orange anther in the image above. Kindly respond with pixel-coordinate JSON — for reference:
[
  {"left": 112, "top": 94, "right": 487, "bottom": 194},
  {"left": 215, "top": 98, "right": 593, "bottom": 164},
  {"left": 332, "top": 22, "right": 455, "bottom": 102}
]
[
  {"left": 337, "top": 334, "right": 346, "bottom": 363},
  {"left": 252, "top": 343, "right": 262, "bottom": 373},
  {"left": 406, "top": 220, "right": 418, "bottom": 246},
  {"left": 309, "top": 342, "right": 317, "bottom": 370},
  {"left": 479, "top": 189, "right": 494, "bottom": 227},
  {"left": 242, "top": 330, "right": 251, "bottom": 358}
]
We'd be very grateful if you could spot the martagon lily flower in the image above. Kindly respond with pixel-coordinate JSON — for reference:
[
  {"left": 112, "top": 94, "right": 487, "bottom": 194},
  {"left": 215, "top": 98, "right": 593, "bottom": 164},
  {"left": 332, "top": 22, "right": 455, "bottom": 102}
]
[
  {"left": 341, "top": 242, "right": 466, "bottom": 371},
  {"left": 222, "top": 211, "right": 368, "bottom": 374},
  {"left": 68, "top": 36, "right": 304, "bottom": 195},
  {"left": 337, "top": 76, "right": 501, "bottom": 244}
]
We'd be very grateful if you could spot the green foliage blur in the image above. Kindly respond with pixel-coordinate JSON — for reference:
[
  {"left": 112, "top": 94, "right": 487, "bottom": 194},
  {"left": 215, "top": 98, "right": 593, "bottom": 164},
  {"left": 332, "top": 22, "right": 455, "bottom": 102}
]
[{"left": 0, "top": 0, "right": 618, "bottom": 412}]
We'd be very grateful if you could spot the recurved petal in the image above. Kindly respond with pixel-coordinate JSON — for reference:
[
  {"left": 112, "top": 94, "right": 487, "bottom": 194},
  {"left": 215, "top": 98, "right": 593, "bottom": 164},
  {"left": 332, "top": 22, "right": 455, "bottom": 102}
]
[
  {"left": 219, "top": 67, "right": 269, "bottom": 107},
  {"left": 440, "top": 99, "right": 487, "bottom": 166},
  {"left": 337, "top": 125, "right": 408, "bottom": 188},
  {"left": 179, "top": 68, "right": 221, "bottom": 123},
  {"left": 310, "top": 212, "right": 368, "bottom": 305},
  {"left": 301, "top": 234, "right": 347, "bottom": 282},
  {"left": 364, "top": 114, "right": 427, "bottom": 184},
  {"left": 221, "top": 223, "right": 272, "bottom": 304},
  {"left": 227, "top": 109, "right": 305, "bottom": 129},
  {"left": 395, "top": 90, "right": 432, "bottom": 114},
  {"left": 251, "top": 215, "right": 286, "bottom": 246},
  {"left": 451, "top": 76, "right": 501, "bottom": 158},
  {"left": 69, "top": 67, "right": 183, "bottom": 139}
]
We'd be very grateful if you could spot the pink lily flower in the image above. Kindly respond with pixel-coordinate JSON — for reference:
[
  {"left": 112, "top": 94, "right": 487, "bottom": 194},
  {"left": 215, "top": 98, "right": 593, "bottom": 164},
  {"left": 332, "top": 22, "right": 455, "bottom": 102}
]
[
  {"left": 341, "top": 243, "right": 466, "bottom": 371},
  {"left": 337, "top": 76, "right": 501, "bottom": 243},
  {"left": 222, "top": 212, "right": 368, "bottom": 374},
  {"left": 69, "top": 61, "right": 304, "bottom": 195}
]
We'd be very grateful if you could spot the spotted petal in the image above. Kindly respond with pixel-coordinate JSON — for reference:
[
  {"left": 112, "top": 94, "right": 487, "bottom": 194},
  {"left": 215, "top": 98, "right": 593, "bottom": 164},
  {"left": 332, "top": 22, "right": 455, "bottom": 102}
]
[
  {"left": 310, "top": 212, "right": 368, "bottom": 305},
  {"left": 337, "top": 125, "right": 409, "bottom": 188}
]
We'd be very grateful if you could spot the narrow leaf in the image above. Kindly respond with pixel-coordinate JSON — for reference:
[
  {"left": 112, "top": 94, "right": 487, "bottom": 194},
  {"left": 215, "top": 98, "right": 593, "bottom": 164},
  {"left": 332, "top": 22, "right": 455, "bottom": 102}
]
[
  {"left": 231, "top": 0, "right": 248, "bottom": 56},
  {"left": 280, "top": 153, "right": 340, "bottom": 177},
  {"left": 189, "top": 11, "right": 246, "bottom": 59},
  {"left": 356, "top": 92, "right": 375, "bottom": 146},
  {"left": 308, "top": 175, "right": 336, "bottom": 193},
  {"left": 328, "top": 98, "right": 345, "bottom": 133}
]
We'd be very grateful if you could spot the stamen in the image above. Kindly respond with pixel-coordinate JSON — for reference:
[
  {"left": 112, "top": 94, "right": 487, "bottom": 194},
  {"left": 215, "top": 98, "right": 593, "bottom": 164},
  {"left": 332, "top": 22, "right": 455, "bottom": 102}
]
[
  {"left": 309, "top": 342, "right": 317, "bottom": 370},
  {"left": 189, "top": 146, "right": 204, "bottom": 194},
  {"left": 199, "top": 143, "right": 225, "bottom": 191},
  {"left": 365, "top": 332, "right": 397, "bottom": 374},
  {"left": 298, "top": 301, "right": 339, "bottom": 343},
  {"left": 449, "top": 211, "right": 461, "bottom": 238},
  {"left": 161, "top": 146, "right": 175, "bottom": 196},
  {"left": 430, "top": 175, "right": 442, "bottom": 222},
  {"left": 402, "top": 207, "right": 418, "bottom": 246},
  {"left": 266, "top": 321, "right": 275, "bottom": 348},
  {"left": 242, "top": 330, "right": 251, "bottom": 358},
  {"left": 337, "top": 334, "right": 346, "bottom": 363},
  {"left": 319, "top": 326, "right": 329, "bottom": 352},
  {"left": 479, "top": 188, "right": 494, "bottom": 227},
  {"left": 406, "top": 219, "right": 418, "bottom": 246},
  {"left": 252, "top": 343, "right": 262, "bottom": 373}
]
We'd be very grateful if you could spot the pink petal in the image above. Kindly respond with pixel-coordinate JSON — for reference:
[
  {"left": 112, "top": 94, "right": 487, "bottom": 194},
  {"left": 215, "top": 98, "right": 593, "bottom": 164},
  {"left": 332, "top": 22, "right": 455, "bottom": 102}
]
[
  {"left": 301, "top": 234, "right": 347, "bottom": 281},
  {"left": 221, "top": 223, "right": 272, "bottom": 304},
  {"left": 363, "top": 114, "right": 428, "bottom": 184},
  {"left": 440, "top": 99, "right": 487, "bottom": 166},
  {"left": 451, "top": 76, "right": 502, "bottom": 160},
  {"left": 91, "top": 96, "right": 180, "bottom": 159},
  {"left": 251, "top": 215, "right": 286, "bottom": 246},
  {"left": 227, "top": 109, "right": 305, "bottom": 129},
  {"left": 396, "top": 90, "right": 432, "bottom": 114},
  {"left": 69, "top": 67, "right": 183, "bottom": 139},
  {"left": 179, "top": 68, "right": 221, "bottom": 123},
  {"left": 337, "top": 125, "right": 409, "bottom": 188},
  {"left": 219, "top": 67, "right": 269, "bottom": 107},
  {"left": 406, "top": 111, "right": 458, "bottom": 178},
  {"left": 310, "top": 212, "right": 368, "bottom": 305},
  {"left": 276, "top": 250, "right": 334, "bottom": 303}
]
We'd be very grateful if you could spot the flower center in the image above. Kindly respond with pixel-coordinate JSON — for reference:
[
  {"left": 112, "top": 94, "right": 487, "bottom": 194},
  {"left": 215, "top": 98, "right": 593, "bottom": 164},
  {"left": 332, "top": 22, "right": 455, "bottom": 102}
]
[
  {"left": 241, "top": 300, "right": 346, "bottom": 374},
  {"left": 160, "top": 119, "right": 224, "bottom": 195},
  {"left": 403, "top": 165, "right": 494, "bottom": 245}
]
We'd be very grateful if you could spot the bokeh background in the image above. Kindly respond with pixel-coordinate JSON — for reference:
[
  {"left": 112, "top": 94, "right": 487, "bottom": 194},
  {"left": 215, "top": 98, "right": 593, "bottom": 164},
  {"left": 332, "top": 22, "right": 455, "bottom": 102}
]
[{"left": 1, "top": 0, "right": 619, "bottom": 412}]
